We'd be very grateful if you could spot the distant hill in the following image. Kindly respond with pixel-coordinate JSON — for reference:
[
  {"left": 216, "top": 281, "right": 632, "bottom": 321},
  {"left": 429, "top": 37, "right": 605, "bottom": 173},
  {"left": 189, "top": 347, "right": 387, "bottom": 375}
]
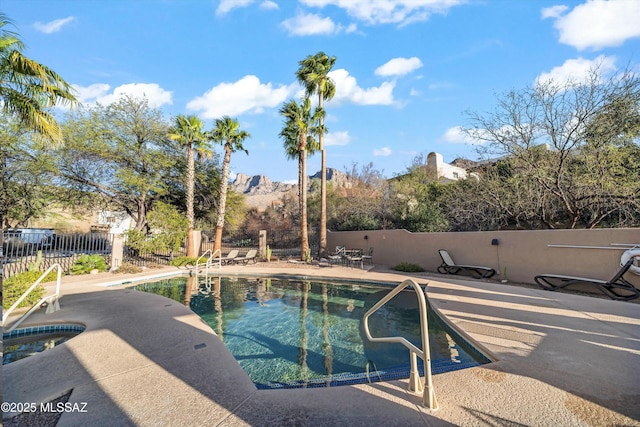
[{"left": 230, "top": 168, "right": 351, "bottom": 210}]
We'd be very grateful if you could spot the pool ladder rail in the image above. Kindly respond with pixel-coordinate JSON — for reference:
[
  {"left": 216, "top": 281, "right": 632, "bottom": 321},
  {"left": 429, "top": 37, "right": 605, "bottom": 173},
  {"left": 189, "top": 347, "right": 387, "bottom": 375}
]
[
  {"left": 3, "top": 263, "right": 62, "bottom": 333},
  {"left": 195, "top": 249, "right": 221, "bottom": 275},
  {"left": 362, "top": 278, "right": 439, "bottom": 410}
]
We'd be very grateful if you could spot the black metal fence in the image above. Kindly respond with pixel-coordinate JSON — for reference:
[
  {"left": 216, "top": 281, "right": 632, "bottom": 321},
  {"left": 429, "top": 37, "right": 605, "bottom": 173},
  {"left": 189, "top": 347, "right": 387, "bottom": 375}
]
[
  {"left": 2, "top": 226, "right": 318, "bottom": 277},
  {"left": 2, "top": 231, "right": 113, "bottom": 278}
]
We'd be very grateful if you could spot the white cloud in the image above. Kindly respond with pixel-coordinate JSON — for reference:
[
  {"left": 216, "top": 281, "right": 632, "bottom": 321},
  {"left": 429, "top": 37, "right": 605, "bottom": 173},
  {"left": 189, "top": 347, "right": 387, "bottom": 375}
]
[
  {"left": 375, "top": 57, "right": 423, "bottom": 77},
  {"left": 216, "top": 0, "right": 255, "bottom": 16},
  {"left": 328, "top": 69, "right": 395, "bottom": 105},
  {"left": 325, "top": 131, "right": 350, "bottom": 146},
  {"left": 300, "top": 0, "right": 465, "bottom": 26},
  {"left": 545, "top": 0, "right": 640, "bottom": 50},
  {"left": 540, "top": 5, "right": 567, "bottom": 19},
  {"left": 535, "top": 55, "right": 617, "bottom": 87},
  {"left": 281, "top": 12, "right": 340, "bottom": 36},
  {"left": 34, "top": 16, "right": 75, "bottom": 34},
  {"left": 441, "top": 126, "right": 483, "bottom": 145},
  {"left": 71, "top": 82, "right": 173, "bottom": 108},
  {"left": 260, "top": 1, "right": 279, "bottom": 10},
  {"left": 186, "top": 75, "right": 295, "bottom": 118},
  {"left": 373, "top": 147, "right": 392, "bottom": 156}
]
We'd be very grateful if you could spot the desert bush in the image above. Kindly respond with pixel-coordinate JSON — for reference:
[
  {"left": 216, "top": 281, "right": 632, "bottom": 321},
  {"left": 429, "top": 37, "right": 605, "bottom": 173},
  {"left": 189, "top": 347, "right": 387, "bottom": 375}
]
[
  {"left": 391, "top": 262, "right": 426, "bottom": 273},
  {"left": 113, "top": 262, "right": 143, "bottom": 274},
  {"left": 169, "top": 256, "right": 198, "bottom": 267},
  {"left": 3, "top": 270, "right": 57, "bottom": 309}
]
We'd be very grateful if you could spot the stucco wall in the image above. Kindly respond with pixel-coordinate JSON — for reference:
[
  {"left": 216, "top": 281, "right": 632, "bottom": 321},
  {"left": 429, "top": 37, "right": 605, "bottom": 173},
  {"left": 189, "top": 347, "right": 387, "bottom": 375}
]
[{"left": 327, "top": 228, "right": 640, "bottom": 288}]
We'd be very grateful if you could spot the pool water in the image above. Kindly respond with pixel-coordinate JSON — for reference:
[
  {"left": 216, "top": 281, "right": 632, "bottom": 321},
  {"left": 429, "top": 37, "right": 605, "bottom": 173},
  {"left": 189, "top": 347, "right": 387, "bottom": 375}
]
[
  {"left": 3, "top": 325, "right": 85, "bottom": 365},
  {"left": 134, "top": 276, "right": 489, "bottom": 388}
]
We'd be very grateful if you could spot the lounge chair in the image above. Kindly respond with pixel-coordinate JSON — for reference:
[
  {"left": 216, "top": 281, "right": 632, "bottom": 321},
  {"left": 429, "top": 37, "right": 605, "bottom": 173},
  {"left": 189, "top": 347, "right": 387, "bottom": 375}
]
[
  {"left": 534, "top": 258, "right": 640, "bottom": 301},
  {"left": 233, "top": 249, "right": 258, "bottom": 264},
  {"left": 437, "top": 249, "right": 496, "bottom": 279},
  {"left": 220, "top": 249, "right": 239, "bottom": 265}
]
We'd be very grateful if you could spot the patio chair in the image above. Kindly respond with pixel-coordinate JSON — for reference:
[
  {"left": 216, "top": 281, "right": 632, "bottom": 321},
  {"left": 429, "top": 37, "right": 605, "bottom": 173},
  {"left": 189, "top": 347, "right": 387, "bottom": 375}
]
[
  {"left": 327, "top": 246, "right": 345, "bottom": 265},
  {"left": 437, "top": 249, "right": 496, "bottom": 279},
  {"left": 362, "top": 247, "right": 374, "bottom": 265},
  {"left": 534, "top": 258, "right": 640, "bottom": 301},
  {"left": 220, "top": 249, "right": 239, "bottom": 265},
  {"left": 233, "top": 249, "right": 258, "bottom": 264},
  {"left": 344, "top": 249, "right": 364, "bottom": 269}
]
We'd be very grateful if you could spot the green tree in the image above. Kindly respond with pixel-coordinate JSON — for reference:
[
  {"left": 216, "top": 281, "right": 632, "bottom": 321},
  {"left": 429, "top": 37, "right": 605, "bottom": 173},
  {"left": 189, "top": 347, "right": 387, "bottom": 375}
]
[
  {"left": 55, "top": 96, "right": 174, "bottom": 230},
  {"left": 0, "top": 13, "right": 76, "bottom": 146},
  {"left": 211, "top": 116, "right": 250, "bottom": 253},
  {"left": 465, "top": 66, "right": 640, "bottom": 228},
  {"left": 0, "top": 117, "right": 56, "bottom": 228},
  {"left": 126, "top": 201, "right": 188, "bottom": 258},
  {"left": 296, "top": 52, "right": 336, "bottom": 257},
  {"left": 279, "top": 97, "right": 322, "bottom": 260},
  {"left": 168, "top": 115, "right": 212, "bottom": 256}
]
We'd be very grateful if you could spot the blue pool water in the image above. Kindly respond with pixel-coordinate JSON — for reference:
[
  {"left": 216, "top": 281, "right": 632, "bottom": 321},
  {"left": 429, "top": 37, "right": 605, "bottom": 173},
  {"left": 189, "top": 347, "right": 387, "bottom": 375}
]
[
  {"left": 3, "top": 324, "right": 85, "bottom": 365},
  {"left": 134, "top": 276, "right": 489, "bottom": 389}
]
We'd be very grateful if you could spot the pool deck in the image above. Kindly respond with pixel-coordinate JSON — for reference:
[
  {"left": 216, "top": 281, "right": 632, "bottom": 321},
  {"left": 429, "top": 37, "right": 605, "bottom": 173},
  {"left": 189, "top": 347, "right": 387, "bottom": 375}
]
[{"left": 3, "top": 263, "right": 640, "bottom": 426}]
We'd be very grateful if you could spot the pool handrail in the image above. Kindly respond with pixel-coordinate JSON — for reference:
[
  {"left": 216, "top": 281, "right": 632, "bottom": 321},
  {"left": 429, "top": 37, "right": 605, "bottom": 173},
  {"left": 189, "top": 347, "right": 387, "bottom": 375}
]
[
  {"left": 362, "top": 278, "right": 439, "bottom": 410},
  {"left": 195, "top": 249, "right": 222, "bottom": 276},
  {"left": 3, "top": 263, "right": 63, "bottom": 332}
]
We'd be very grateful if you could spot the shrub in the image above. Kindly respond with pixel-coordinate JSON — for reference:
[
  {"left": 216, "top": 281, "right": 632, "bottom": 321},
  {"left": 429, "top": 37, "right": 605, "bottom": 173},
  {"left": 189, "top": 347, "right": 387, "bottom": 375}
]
[
  {"left": 391, "top": 262, "right": 426, "bottom": 273},
  {"left": 169, "top": 256, "right": 198, "bottom": 267},
  {"left": 113, "top": 262, "right": 143, "bottom": 274},
  {"left": 70, "top": 254, "right": 109, "bottom": 275},
  {"left": 3, "top": 270, "right": 57, "bottom": 309}
]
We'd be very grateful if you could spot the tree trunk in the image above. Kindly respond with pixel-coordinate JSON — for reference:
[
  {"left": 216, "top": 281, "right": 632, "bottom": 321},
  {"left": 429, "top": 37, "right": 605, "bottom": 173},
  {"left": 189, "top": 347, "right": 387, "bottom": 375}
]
[
  {"left": 186, "top": 145, "right": 197, "bottom": 257},
  {"left": 300, "top": 139, "right": 309, "bottom": 261},
  {"left": 213, "top": 147, "right": 232, "bottom": 253},
  {"left": 319, "top": 94, "right": 327, "bottom": 258}
]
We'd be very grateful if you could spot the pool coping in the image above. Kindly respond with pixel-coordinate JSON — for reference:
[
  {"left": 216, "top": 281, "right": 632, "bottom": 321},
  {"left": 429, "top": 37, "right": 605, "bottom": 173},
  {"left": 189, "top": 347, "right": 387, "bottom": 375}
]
[{"left": 3, "top": 264, "right": 640, "bottom": 426}]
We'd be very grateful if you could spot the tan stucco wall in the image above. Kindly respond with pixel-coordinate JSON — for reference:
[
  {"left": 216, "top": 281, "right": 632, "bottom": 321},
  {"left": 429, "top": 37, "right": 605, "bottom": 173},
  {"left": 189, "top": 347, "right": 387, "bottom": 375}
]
[{"left": 327, "top": 228, "right": 640, "bottom": 288}]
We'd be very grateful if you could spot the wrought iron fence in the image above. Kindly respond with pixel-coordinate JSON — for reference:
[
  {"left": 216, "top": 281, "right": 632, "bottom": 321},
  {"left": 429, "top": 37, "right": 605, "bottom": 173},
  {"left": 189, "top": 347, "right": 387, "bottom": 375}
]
[
  {"left": 2, "top": 231, "right": 113, "bottom": 278},
  {"left": 122, "top": 240, "right": 187, "bottom": 267},
  {"left": 2, "top": 226, "right": 318, "bottom": 277}
]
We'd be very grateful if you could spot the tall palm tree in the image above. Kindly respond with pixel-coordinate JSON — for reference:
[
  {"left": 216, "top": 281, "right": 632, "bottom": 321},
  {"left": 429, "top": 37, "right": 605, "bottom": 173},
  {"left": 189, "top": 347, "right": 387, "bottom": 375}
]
[
  {"left": 211, "top": 116, "right": 250, "bottom": 253},
  {"left": 296, "top": 52, "right": 336, "bottom": 258},
  {"left": 0, "top": 13, "right": 77, "bottom": 146},
  {"left": 167, "top": 115, "right": 212, "bottom": 257},
  {"left": 279, "top": 97, "right": 322, "bottom": 260}
]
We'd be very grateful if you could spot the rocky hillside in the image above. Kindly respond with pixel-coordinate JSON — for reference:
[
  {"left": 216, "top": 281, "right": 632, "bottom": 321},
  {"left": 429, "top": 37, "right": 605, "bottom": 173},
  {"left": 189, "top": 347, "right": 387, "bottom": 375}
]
[{"left": 231, "top": 168, "right": 352, "bottom": 210}]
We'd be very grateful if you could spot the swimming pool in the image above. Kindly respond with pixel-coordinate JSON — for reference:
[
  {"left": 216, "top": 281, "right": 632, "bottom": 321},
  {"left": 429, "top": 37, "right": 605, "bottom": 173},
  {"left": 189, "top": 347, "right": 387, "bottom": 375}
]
[{"left": 133, "top": 276, "right": 489, "bottom": 389}]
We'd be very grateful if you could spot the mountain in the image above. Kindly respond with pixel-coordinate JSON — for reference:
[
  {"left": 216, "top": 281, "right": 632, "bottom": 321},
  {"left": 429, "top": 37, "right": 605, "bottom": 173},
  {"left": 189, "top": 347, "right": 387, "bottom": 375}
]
[{"left": 230, "top": 168, "right": 352, "bottom": 210}]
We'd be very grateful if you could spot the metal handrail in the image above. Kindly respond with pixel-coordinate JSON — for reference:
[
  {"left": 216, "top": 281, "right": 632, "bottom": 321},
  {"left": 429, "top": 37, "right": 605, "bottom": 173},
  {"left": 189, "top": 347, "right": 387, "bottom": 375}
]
[
  {"left": 205, "top": 249, "right": 222, "bottom": 275},
  {"left": 195, "top": 249, "right": 222, "bottom": 276},
  {"left": 362, "top": 278, "right": 438, "bottom": 410},
  {"left": 3, "top": 263, "right": 63, "bottom": 332},
  {"left": 195, "top": 249, "right": 212, "bottom": 276}
]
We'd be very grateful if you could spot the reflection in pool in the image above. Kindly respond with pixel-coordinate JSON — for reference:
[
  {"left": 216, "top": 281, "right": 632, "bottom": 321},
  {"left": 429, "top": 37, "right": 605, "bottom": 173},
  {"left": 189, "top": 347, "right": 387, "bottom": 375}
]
[{"left": 134, "top": 276, "right": 489, "bottom": 389}]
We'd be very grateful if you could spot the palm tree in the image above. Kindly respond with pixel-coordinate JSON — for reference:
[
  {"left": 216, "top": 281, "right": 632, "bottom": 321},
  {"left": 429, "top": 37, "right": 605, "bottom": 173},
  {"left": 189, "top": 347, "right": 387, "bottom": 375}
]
[
  {"left": 279, "top": 97, "right": 323, "bottom": 260},
  {"left": 0, "top": 13, "right": 77, "bottom": 146},
  {"left": 167, "top": 115, "right": 212, "bottom": 257},
  {"left": 296, "top": 52, "right": 336, "bottom": 258},
  {"left": 211, "top": 116, "right": 250, "bottom": 253}
]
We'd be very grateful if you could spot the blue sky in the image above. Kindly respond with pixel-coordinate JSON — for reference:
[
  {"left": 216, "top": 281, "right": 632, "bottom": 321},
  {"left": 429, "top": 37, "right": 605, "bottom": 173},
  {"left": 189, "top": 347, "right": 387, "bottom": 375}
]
[{"left": 5, "top": 0, "right": 640, "bottom": 183}]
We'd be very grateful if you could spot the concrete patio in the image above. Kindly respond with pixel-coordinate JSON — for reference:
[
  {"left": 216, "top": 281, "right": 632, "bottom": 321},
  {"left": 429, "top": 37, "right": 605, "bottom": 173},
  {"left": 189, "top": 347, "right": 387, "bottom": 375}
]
[{"left": 3, "top": 263, "right": 639, "bottom": 426}]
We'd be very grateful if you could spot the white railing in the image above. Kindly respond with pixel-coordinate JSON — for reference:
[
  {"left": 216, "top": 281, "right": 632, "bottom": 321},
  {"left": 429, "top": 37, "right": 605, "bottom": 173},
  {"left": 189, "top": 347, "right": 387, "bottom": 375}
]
[
  {"left": 362, "top": 278, "right": 439, "bottom": 410},
  {"left": 3, "top": 263, "right": 63, "bottom": 332},
  {"left": 195, "top": 249, "right": 221, "bottom": 276}
]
